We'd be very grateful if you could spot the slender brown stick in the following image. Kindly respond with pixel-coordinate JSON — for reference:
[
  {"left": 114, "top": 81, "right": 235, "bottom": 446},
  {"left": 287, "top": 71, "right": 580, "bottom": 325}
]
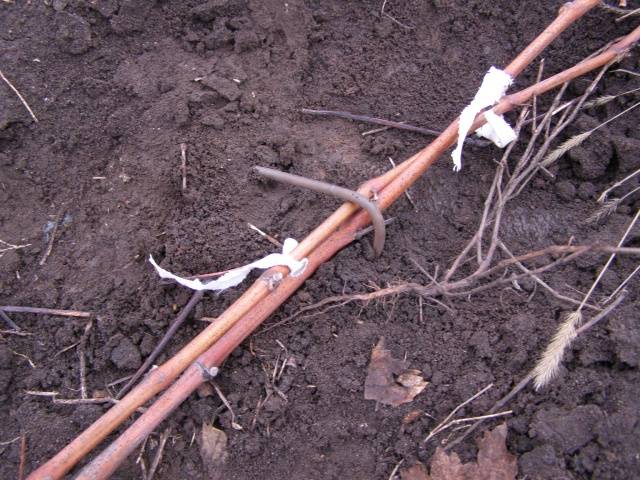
[
  {"left": 0, "top": 69, "right": 38, "bottom": 123},
  {"left": 27, "top": 3, "right": 608, "bottom": 478},
  {"left": 0, "top": 306, "right": 91, "bottom": 318},
  {"left": 79, "top": 320, "right": 94, "bottom": 400},
  {"left": 146, "top": 428, "right": 170, "bottom": 480},
  {"left": 19, "top": 433, "right": 27, "bottom": 480},
  {"left": 301, "top": 108, "right": 441, "bottom": 136},
  {"left": 39, "top": 212, "right": 63, "bottom": 266},
  {"left": 180, "top": 143, "right": 187, "bottom": 191},
  {"left": 117, "top": 291, "right": 204, "bottom": 398},
  {"left": 301, "top": 108, "right": 489, "bottom": 146}
]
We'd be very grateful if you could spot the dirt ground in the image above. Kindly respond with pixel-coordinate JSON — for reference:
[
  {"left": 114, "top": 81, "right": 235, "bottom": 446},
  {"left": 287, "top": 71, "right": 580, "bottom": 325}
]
[{"left": 1, "top": 1, "right": 639, "bottom": 479}]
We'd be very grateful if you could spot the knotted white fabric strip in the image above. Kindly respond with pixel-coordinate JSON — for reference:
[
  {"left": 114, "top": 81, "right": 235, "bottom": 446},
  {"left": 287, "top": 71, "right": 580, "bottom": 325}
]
[
  {"left": 451, "top": 66, "right": 514, "bottom": 171},
  {"left": 149, "top": 238, "right": 308, "bottom": 292},
  {"left": 475, "top": 110, "right": 517, "bottom": 148}
]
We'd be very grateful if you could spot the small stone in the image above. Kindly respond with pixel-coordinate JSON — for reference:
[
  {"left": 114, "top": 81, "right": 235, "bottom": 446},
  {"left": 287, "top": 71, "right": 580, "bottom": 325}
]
[
  {"left": 568, "top": 146, "right": 610, "bottom": 180},
  {"left": 577, "top": 182, "right": 596, "bottom": 200},
  {"left": 227, "top": 16, "right": 252, "bottom": 30},
  {"left": 611, "top": 135, "right": 640, "bottom": 173},
  {"left": 555, "top": 180, "right": 576, "bottom": 201},
  {"left": 234, "top": 30, "right": 260, "bottom": 53},
  {"left": 374, "top": 19, "right": 394, "bottom": 38},
  {"left": 188, "top": 91, "right": 220, "bottom": 106},
  {"left": 530, "top": 405, "right": 603, "bottom": 454},
  {"left": 239, "top": 92, "right": 257, "bottom": 113},
  {"left": 200, "top": 111, "right": 225, "bottom": 129},
  {"left": 223, "top": 101, "right": 239, "bottom": 112},
  {"left": 89, "top": 0, "right": 118, "bottom": 17},
  {"left": 201, "top": 74, "right": 241, "bottom": 101},
  {"left": 204, "top": 19, "right": 234, "bottom": 50},
  {"left": 519, "top": 445, "right": 568, "bottom": 479},
  {"left": 254, "top": 145, "right": 278, "bottom": 164},
  {"left": 191, "top": 0, "right": 230, "bottom": 22},
  {"left": 56, "top": 13, "right": 93, "bottom": 55},
  {"left": 110, "top": 0, "right": 151, "bottom": 34},
  {"left": 53, "top": 0, "right": 69, "bottom": 11},
  {"left": 609, "top": 314, "right": 640, "bottom": 367},
  {"left": 110, "top": 337, "right": 142, "bottom": 370},
  {"left": 139, "top": 333, "right": 155, "bottom": 356},
  {"left": 171, "top": 101, "right": 190, "bottom": 127}
]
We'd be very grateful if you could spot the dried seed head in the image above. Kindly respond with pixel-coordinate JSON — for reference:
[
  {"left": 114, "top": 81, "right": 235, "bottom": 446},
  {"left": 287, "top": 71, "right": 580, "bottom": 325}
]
[
  {"left": 533, "top": 311, "right": 583, "bottom": 390},
  {"left": 541, "top": 131, "right": 592, "bottom": 168}
]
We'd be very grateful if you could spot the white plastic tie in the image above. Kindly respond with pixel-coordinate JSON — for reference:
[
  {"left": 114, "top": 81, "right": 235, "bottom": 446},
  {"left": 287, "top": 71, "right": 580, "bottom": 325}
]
[
  {"left": 149, "top": 237, "right": 308, "bottom": 292},
  {"left": 452, "top": 66, "right": 514, "bottom": 171}
]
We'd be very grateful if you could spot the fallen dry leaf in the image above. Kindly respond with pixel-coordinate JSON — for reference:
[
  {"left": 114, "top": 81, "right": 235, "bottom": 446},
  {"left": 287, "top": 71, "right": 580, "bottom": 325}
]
[
  {"left": 364, "top": 337, "right": 428, "bottom": 406},
  {"left": 200, "top": 423, "right": 228, "bottom": 479},
  {"left": 401, "top": 424, "right": 517, "bottom": 480},
  {"left": 471, "top": 423, "right": 517, "bottom": 480},
  {"left": 430, "top": 448, "right": 474, "bottom": 480}
]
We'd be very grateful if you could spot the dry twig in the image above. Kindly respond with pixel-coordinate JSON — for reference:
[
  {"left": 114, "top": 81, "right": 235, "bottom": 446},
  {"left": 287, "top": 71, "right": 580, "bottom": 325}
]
[
  {"left": 424, "top": 384, "right": 494, "bottom": 443},
  {"left": 597, "top": 167, "right": 640, "bottom": 203},
  {"left": 117, "top": 291, "right": 204, "bottom": 398},
  {"left": 19, "top": 433, "right": 27, "bottom": 480},
  {"left": 79, "top": 320, "right": 94, "bottom": 399},
  {"left": 146, "top": 428, "right": 170, "bottom": 480},
  {"left": 180, "top": 143, "right": 187, "bottom": 191},
  {"left": 0, "top": 69, "right": 38, "bottom": 122},
  {"left": 39, "top": 212, "right": 64, "bottom": 266},
  {"left": 0, "top": 238, "right": 30, "bottom": 258},
  {"left": 0, "top": 306, "right": 91, "bottom": 318}
]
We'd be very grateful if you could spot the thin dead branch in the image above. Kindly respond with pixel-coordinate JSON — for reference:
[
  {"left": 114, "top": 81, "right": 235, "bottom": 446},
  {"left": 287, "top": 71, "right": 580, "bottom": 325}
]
[
  {"left": 301, "top": 108, "right": 439, "bottom": 137},
  {"left": 117, "top": 291, "right": 204, "bottom": 398},
  {"left": 180, "top": 143, "right": 187, "bottom": 191},
  {"left": 0, "top": 306, "right": 91, "bottom": 318},
  {"left": 424, "top": 384, "right": 494, "bottom": 443},
  {"left": 597, "top": 167, "right": 640, "bottom": 203},
  {"left": 19, "top": 433, "right": 27, "bottom": 480},
  {"left": 146, "top": 428, "right": 170, "bottom": 480},
  {"left": 0, "top": 238, "right": 31, "bottom": 258},
  {"left": 40, "top": 212, "right": 63, "bottom": 266},
  {"left": 0, "top": 69, "right": 38, "bottom": 122},
  {"left": 79, "top": 320, "right": 94, "bottom": 399},
  {"left": 247, "top": 223, "right": 282, "bottom": 248}
]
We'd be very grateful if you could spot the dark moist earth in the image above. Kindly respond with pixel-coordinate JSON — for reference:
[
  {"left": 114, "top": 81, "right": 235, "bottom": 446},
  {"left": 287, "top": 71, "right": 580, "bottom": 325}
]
[{"left": 1, "top": 1, "right": 639, "bottom": 479}]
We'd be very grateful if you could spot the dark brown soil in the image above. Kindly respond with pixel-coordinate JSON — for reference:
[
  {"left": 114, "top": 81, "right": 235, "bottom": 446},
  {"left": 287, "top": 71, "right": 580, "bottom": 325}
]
[{"left": 1, "top": 1, "right": 639, "bottom": 479}]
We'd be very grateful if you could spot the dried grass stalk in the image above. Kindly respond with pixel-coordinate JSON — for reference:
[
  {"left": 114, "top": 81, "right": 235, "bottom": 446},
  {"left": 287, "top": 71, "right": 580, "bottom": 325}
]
[
  {"left": 532, "top": 311, "right": 582, "bottom": 390},
  {"left": 541, "top": 131, "right": 591, "bottom": 167}
]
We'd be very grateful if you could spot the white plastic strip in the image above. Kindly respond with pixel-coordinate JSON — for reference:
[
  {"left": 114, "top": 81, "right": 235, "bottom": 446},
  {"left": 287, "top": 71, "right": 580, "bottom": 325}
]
[
  {"left": 149, "top": 237, "right": 308, "bottom": 292},
  {"left": 451, "top": 66, "right": 513, "bottom": 171},
  {"left": 475, "top": 110, "right": 517, "bottom": 148}
]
